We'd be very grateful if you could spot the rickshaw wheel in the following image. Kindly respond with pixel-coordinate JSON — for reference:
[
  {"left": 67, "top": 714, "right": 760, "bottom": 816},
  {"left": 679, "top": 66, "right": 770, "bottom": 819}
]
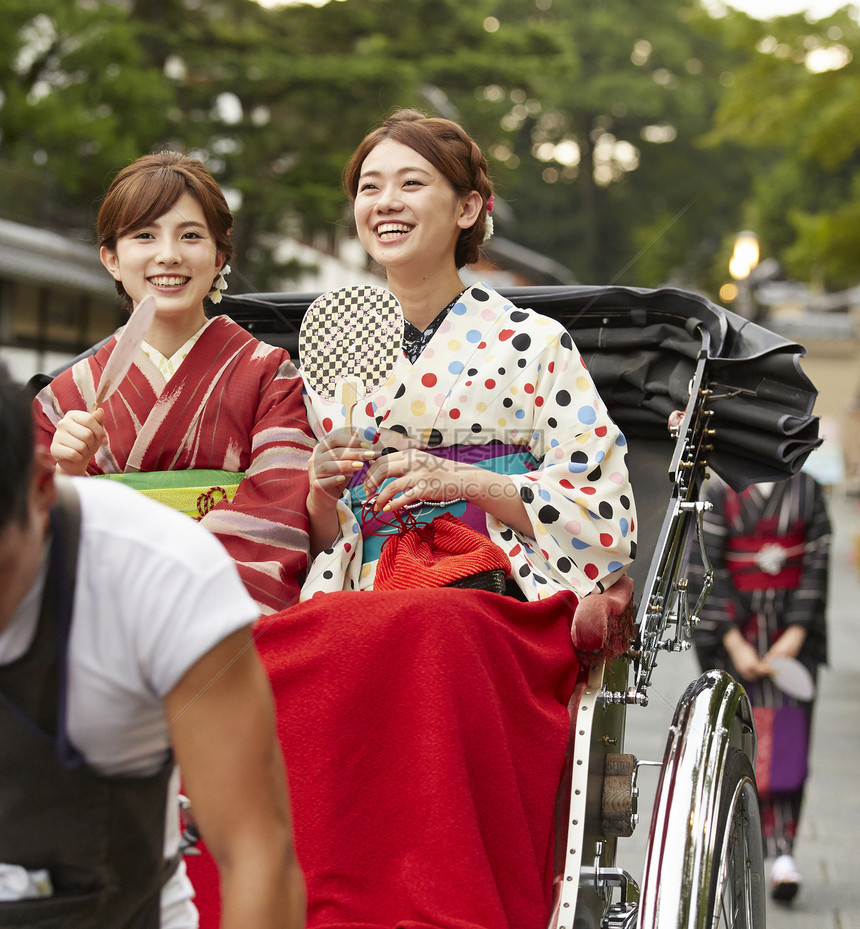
[
  {"left": 638, "top": 670, "right": 766, "bottom": 929},
  {"left": 708, "top": 748, "right": 765, "bottom": 929}
]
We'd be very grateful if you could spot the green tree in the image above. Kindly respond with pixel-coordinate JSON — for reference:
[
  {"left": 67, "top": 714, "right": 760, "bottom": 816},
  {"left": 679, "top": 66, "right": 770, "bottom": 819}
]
[
  {"left": 704, "top": 6, "right": 860, "bottom": 289},
  {"left": 458, "top": 0, "right": 763, "bottom": 291},
  {"left": 7, "top": 0, "right": 850, "bottom": 297},
  {"left": 1, "top": 0, "right": 559, "bottom": 288},
  {"left": 0, "top": 0, "right": 175, "bottom": 233}
]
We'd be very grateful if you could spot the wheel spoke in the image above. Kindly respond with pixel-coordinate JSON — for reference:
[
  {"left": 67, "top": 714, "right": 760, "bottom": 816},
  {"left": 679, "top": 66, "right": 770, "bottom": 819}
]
[{"left": 712, "top": 775, "right": 762, "bottom": 929}]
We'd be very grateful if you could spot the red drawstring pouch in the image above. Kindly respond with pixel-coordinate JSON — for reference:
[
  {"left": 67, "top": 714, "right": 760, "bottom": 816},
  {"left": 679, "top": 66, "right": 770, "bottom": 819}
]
[{"left": 374, "top": 513, "right": 511, "bottom": 593}]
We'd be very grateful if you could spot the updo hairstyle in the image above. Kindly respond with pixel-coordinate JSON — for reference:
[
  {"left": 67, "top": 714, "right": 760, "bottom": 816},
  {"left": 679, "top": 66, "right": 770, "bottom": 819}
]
[{"left": 343, "top": 109, "right": 493, "bottom": 269}]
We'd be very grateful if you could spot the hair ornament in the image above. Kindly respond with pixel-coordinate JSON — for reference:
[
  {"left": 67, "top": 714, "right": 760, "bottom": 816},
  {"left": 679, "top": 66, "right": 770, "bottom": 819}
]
[
  {"left": 208, "top": 264, "right": 231, "bottom": 304},
  {"left": 482, "top": 195, "right": 495, "bottom": 242}
]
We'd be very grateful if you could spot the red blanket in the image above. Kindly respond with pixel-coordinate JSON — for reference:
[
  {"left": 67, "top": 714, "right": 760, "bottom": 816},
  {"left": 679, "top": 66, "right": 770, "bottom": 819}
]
[{"left": 187, "top": 587, "right": 578, "bottom": 929}]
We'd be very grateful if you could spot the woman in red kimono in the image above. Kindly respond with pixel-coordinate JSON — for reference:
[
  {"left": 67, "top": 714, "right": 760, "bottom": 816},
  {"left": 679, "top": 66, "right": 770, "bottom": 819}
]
[
  {"left": 693, "top": 471, "right": 830, "bottom": 904},
  {"left": 32, "top": 151, "right": 313, "bottom": 614}
]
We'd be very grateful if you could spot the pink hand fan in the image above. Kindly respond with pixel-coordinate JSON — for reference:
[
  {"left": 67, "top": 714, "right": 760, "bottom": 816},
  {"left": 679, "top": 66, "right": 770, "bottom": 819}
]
[
  {"left": 768, "top": 656, "right": 815, "bottom": 701},
  {"left": 91, "top": 296, "right": 156, "bottom": 411}
]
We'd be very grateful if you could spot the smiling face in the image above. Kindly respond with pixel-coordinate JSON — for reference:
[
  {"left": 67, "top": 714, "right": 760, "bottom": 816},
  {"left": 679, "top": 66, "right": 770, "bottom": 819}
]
[
  {"left": 99, "top": 191, "right": 224, "bottom": 327},
  {"left": 353, "top": 139, "right": 481, "bottom": 280}
]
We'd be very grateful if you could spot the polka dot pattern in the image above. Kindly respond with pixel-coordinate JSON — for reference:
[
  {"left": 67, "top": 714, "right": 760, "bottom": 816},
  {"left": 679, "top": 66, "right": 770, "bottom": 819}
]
[{"left": 301, "top": 283, "right": 637, "bottom": 602}]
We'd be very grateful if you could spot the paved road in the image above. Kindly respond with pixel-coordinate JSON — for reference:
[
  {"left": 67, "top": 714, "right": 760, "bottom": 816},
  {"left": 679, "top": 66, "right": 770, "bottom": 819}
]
[{"left": 612, "top": 488, "right": 860, "bottom": 927}]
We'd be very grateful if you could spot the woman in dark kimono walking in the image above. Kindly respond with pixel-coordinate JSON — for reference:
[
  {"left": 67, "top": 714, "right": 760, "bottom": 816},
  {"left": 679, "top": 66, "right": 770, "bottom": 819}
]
[{"left": 692, "top": 470, "right": 830, "bottom": 905}]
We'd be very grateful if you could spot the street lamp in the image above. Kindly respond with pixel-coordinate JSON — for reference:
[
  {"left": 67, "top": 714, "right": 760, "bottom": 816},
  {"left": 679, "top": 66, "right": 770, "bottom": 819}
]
[
  {"left": 728, "top": 230, "right": 760, "bottom": 318},
  {"left": 729, "top": 230, "right": 760, "bottom": 281}
]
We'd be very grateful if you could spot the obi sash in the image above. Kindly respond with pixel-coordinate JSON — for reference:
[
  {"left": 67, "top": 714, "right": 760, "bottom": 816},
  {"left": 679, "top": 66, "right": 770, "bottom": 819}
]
[
  {"left": 97, "top": 469, "right": 243, "bottom": 519},
  {"left": 724, "top": 527, "right": 805, "bottom": 592},
  {"left": 348, "top": 444, "right": 538, "bottom": 566}
]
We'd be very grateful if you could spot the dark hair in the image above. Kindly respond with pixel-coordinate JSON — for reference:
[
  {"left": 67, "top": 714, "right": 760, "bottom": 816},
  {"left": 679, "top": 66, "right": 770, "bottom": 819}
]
[
  {"left": 343, "top": 108, "right": 493, "bottom": 269},
  {"left": 97, "top": 151, "right": 233, "bottom": 310},
  {"left": 0, "top": 362, "right": 35, "bottom": 531}
]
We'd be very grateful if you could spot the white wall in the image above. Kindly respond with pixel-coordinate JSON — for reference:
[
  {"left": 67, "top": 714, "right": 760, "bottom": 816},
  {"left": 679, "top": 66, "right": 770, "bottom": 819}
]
[{"left": 0, "top": 346, "right": 77, "bottom": 385}]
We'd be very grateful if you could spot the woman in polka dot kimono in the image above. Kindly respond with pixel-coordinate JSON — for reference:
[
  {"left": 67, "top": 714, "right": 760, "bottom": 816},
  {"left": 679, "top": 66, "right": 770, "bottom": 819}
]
[
  {"left": 304, "top": 111, "right": 635, "bottom": 598},
  {"left": 249, "top": 109, "right": 638, "bottom": 929}
]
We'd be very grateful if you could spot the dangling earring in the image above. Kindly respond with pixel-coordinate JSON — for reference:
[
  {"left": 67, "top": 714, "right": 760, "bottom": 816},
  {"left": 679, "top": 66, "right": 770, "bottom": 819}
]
[{"left": 208, "top": 264, "right": 231, "bottom": 304}]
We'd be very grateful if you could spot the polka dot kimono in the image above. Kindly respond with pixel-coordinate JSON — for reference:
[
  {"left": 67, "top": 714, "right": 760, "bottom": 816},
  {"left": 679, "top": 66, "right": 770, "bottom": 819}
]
[{"left": 301, "top": 283, "right": 637, "bottom": 601}]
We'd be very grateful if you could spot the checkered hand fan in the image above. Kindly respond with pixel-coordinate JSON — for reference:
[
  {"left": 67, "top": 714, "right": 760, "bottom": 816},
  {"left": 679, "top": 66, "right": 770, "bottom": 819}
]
[{"left": 299, "top": 285, "right": 404, "bottom": 429}]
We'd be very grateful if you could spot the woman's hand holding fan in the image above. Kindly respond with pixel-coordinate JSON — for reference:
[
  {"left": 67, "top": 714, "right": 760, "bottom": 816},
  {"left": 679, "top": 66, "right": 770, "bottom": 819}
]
[{"left": 301, "top": 286, "right": 405, "bottom": 548}]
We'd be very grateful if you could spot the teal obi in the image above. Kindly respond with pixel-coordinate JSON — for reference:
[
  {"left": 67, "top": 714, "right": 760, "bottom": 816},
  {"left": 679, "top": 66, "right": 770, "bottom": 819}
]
[{"left": 349, "top": 445, "right": 538, "bottom": 565}]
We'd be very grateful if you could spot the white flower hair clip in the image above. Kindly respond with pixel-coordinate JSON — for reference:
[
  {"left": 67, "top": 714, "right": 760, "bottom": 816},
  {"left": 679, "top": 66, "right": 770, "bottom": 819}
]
[
  {"left": 208, "top": 264, "right": 231, "bottom": 304},
  {"left": 483, "top": 196, "right": 495, "bottom": 243}
]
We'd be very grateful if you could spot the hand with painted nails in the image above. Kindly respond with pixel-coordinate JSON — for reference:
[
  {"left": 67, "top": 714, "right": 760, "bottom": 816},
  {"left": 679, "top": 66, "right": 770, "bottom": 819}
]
[
  {"left": 363, "top": 447, "right": 533, "bottom": 538},
  {"left": 309, "top": 430, "right": 377, "bottom": 501},
  {"left": 363, "top": 448, "right": 467, "bottom": 512},
  {"left": 307, "top": 429, "right": 378, "bottom": 556}
]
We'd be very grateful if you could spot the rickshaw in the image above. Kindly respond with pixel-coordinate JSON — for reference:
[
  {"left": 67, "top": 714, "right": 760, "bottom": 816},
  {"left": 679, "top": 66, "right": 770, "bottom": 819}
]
[
  {"left": 34, "top": 282, "right": 819, "bottom": 928},
  {"left": 215, "top": 283, "right": 820, "bottom": 929}
]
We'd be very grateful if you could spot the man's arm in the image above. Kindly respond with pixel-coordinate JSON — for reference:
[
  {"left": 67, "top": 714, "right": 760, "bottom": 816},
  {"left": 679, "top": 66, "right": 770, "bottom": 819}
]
[{"left": 164, "top": 627, "right": 305, "bottom": 929}]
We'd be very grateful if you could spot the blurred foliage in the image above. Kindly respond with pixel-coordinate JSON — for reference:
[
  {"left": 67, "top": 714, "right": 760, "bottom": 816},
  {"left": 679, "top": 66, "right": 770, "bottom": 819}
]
[
  {"left": 464, "top": 0, "right": 761, "bottom": 290},
  {"left": 1, "top": 0, "right": 859, "bottom": 295},
  {"left": 703, "top": 5, "right": 860, "bottom": 290}
]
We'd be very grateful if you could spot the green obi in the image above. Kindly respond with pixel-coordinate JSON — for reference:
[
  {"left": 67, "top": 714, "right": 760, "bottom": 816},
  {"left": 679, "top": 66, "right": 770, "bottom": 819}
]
[{"left": 97, "top": 469, "right": 244, "bottom": 518}]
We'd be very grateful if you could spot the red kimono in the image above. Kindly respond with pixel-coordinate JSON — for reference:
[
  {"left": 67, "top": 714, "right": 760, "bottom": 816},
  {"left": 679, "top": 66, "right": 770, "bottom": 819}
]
[{"left": 32, "top": 316, "right": 313, "bottom": 613}]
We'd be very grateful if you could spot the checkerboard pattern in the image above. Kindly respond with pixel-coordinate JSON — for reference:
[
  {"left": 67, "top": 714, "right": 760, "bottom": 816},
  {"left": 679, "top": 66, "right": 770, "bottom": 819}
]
[{"left": 299, "top": 285, "right": 404, "bottom": 400}]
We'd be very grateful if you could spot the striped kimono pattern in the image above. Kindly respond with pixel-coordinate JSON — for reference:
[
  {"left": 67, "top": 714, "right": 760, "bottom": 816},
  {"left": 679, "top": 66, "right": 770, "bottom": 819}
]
[
  {"left": 32, "top": 316, "right": 313, "bottom": 613},
  {"left": 692, "top": 472, "right": 830, "bottom": 857}
]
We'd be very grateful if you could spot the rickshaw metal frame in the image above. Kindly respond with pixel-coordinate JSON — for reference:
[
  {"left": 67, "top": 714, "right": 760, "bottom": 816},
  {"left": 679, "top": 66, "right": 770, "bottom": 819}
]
[{"left": 552, "top": 341, "right": 720, "bottom": 927}]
